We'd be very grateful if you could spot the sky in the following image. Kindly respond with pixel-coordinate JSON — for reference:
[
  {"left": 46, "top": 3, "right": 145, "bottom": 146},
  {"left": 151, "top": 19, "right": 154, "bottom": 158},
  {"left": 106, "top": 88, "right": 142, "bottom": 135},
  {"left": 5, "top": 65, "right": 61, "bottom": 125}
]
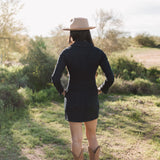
[{"left": 18, "top": 0, "right": 160, "bottom": 37}]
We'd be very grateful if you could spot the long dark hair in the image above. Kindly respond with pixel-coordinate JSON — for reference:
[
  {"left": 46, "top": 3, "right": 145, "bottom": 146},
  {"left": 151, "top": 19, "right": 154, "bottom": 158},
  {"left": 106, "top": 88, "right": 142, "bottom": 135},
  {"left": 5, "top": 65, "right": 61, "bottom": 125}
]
[{"left": 69, "top": 30, "right": 94, "bottom": 45}]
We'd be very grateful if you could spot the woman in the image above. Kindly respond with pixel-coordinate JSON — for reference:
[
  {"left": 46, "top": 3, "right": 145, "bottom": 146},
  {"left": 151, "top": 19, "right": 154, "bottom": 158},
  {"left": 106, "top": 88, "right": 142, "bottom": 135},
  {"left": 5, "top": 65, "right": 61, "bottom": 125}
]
[{"left": 52, "top": 17, "right": 114, "bottom": 160}]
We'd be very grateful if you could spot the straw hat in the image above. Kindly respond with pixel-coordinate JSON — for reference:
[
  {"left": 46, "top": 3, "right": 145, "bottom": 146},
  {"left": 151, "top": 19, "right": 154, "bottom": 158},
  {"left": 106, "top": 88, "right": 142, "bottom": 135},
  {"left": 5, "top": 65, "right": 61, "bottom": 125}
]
[{"left": 63, "top": 17, "right": 96, "bottom": 31}]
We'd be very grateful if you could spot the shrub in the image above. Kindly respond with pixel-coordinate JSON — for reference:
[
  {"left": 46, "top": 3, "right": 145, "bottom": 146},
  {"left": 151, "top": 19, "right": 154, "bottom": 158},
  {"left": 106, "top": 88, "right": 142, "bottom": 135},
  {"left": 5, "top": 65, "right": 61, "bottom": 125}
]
[
  {"left": 18, "top": 86, "right": 63, "bottom": 104},
  {"left": 132, "top": 78, "right": 152, "bottom": 95},
  {"left": 109, "top": 78, "right": 160, "bottom": 95},
  {"left": 0, "top": 66, "right": 28, "bottom": 88},
  {"left": 0, "top": 84, "right": 25, "bottom": 111},
  {"left": 134, "top": 33, "right": 156, "bottom": 47},
  {"left": 147, "top": 67, "right": 160, "bottom": 83},
  {"left": 21, "top": 37, "right": 56, "bottom": 91},
  {"left": 155, "top": 102, "right": 160, "bottom": 107},
  {"left": 109, "top": 78, "right": 132, "bottom": 94},
  {"left": 32, "top": 86, "right": 63, "bottom": 103},
  {"left": 111, "top": 56, "right": 147, "bottom": 80}
]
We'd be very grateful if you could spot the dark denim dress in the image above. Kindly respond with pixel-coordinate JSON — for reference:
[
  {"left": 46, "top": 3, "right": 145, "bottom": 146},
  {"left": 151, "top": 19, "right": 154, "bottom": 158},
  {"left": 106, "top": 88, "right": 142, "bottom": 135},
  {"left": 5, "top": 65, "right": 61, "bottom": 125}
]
[{"left": 52, "top": 41, "right": 114, "bottom": 122}]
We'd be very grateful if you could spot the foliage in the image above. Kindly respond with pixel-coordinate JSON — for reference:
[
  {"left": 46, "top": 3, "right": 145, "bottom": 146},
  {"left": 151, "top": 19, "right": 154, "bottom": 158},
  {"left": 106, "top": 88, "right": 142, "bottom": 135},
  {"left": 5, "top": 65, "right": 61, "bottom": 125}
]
[
  {"left": 94, "top": 9, "right": 128, "bottom": 53},
  {"left": 0, "top": 66, "right": 28, "bottom": 87},
  {"left": 111, "top": 56, "right": 147, "bottom": 80},
  {"left": 147, "top": 67, "right": 160, "bottom": 83},
  {"left": 9, "top": 34, "right": 29, "bottom": 55},
  {"left": 19, "top": 86, "right": 63, "bottom": 104},
  {"left": 134, "top": 33, "right": 156, "bottom": 48},
  {"left": 109, "top": 78, "right": 160, "bottom": 95},
  {"left": 49, "top": 25, "right": 68, "bottom": 56},
  {"left": 0, "top": 0, "right": 25, "bottom": 62},
  {"left": 0, "top": 0, "right": 24, "bottom": 37},
  {"left": 132, "top": 78, "right": 153, "bottom": 94},
  {"left": 0, "top": 84, "right": 25, "bottom": 111},
  {"left": 94, "top": 30, "right": 129, "bottom": 53},
  {"left": 21, "top": 37, "right": 56, "bottom": 91},
  {"left": 94, "top": 9, "right": 122, "bottom": 38}
]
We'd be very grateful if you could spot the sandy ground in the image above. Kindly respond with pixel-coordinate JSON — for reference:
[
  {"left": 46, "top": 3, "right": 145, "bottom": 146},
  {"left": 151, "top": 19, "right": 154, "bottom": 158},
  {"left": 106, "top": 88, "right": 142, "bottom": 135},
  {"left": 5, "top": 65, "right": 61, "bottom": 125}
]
[{"left": 131, "top": 49, "right": 160, "bottom": 68}]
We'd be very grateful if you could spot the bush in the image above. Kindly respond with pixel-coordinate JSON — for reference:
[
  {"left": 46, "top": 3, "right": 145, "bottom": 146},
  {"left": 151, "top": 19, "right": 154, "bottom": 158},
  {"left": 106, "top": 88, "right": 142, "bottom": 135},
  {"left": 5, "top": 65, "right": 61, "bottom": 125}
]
[
  {"left": 32, "top": 87, "right": 63, "bottom": 103},
  {"left": 109, "top": 78, "right": 132, "bottom": 94},
  {"left": 18, "top": 86, "right": 63, "bottom": 104},
  {"left": 134, "top": 33, "right": 156, "bottom": 47},
  {"left": 111, "top": 56, "right": 147, "bottom": 80},
  {"left": 132, "top": 78, "right": 152, "bottom": 95},
  {"left": 147, "top": 67, "right": 160, "bottom": 83},
  {"left": 0, "top": 84, "right": 25, "bottom": 111},
  {"left": 0, "top": 66, "right": 28, "bottom": 88},
  {"left": 21, "top": 37, "right": 56, "bottom": 91},
  {"left": 109, "top": 78, "right": 160, "bottom": 95}
]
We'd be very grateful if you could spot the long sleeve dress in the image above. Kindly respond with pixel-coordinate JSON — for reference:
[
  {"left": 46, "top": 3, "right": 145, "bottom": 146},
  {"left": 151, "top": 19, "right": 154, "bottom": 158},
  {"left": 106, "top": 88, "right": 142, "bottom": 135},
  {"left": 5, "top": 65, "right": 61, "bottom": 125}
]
[{"left": 52, "top": 41, "right": 114, "bottom": 122}]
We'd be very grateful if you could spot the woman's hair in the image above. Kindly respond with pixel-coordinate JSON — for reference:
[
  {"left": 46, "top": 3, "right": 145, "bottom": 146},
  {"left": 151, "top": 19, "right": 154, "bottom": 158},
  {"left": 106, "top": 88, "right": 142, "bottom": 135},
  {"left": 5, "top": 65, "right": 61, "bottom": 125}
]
[{"left": 69, "top": 30, "right": 94, "bottom": 45}]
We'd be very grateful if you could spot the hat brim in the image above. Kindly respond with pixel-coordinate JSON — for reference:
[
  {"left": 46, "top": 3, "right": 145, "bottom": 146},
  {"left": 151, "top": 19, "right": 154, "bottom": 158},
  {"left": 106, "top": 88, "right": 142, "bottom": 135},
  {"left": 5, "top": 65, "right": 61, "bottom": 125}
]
[{"left": 63, "top": 26, "right": 96, "bottom": 31}]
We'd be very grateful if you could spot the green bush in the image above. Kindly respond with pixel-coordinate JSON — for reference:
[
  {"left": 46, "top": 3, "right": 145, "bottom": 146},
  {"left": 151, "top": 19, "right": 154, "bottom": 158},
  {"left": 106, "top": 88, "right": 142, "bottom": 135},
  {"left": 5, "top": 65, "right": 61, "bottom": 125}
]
[
  {"left": 0, "top": 67, "right": 9, "bottom": 83},
  {"left": 147, "top": 67, "right": 160, "bottom": 83},
  {"left": 0, "top": 84, "right": 25, "bottom": 111},
  {"left": 20, "top": 37, "right": 56, "bottom": 91},
  {"left": 132, "top": 78, "right": 152, "bottom": 95},
  {"left": 109, "top": 78, "right": 132, "bottom": 94},
  {"left": 109, "top": 78, "right": 160, "bottom": 95},
  {"left": 0, "top": 66, "right": 28, "bottom": 88},
  {"left": 111, "top": 56, "right": 147, "bottom": 80},
  {"left": 134, "top": 33, "right": 156, "bottom": 47},
  {"left": 32, "top": 87, "right": 63, "bottom": 103},
  {"left": 18, "top": 86, "right": 63, "bottom": 104},
  {"left": 155, "top": 101, "right": 160, "bottom": 107}
]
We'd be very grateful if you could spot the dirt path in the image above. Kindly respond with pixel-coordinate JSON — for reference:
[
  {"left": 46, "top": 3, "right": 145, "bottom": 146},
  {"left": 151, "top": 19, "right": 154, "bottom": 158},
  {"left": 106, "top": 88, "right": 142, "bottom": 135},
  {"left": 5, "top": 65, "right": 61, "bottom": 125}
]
[{"left": 130, "top": 48, "right": 160, "bottom": 68}]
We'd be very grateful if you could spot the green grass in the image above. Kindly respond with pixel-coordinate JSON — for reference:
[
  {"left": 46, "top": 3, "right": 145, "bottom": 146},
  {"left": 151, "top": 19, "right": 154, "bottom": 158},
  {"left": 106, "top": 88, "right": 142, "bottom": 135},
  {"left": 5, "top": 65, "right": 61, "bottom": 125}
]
[{"left": 1, "top": 94, "right": 160, "bottom": 159}]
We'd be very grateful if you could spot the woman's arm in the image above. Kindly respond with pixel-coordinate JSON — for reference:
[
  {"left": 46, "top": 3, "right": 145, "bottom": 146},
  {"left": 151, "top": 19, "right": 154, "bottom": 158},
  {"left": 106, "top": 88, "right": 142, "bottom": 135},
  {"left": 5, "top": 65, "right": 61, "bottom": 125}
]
[
  {"left": 51, "top": 51, "right": 66, "bottom": 95},
  {"left": 99, "top": 51, "right": 114, "bottom": 94}
]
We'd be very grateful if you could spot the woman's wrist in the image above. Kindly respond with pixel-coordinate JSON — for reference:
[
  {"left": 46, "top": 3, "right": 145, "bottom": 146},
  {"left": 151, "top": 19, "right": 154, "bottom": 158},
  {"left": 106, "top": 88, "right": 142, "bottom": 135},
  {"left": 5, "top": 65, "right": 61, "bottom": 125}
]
[
  {"left": 98, "top": 87, "right": 102, "bottom": 95},
  {"left": 62, "top": 90, "right": 66, "bottom": 96}
]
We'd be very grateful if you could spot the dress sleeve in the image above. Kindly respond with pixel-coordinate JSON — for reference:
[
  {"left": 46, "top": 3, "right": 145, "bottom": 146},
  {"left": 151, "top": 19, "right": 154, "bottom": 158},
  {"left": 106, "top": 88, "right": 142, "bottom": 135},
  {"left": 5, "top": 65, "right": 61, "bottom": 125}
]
[
  {"left": 51, "top": 51, "right": 66, "bottom": 95},
  {"left": 99, "top": 51, "right": 114, "bottom": 94}
]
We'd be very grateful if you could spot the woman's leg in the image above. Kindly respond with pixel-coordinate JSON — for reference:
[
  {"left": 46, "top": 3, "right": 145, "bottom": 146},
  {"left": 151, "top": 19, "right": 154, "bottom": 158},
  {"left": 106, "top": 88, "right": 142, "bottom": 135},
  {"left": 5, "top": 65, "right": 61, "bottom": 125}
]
[
  {"left": 84, "top": 119, "right": 98, "bottom": 151},
  {"left": 69, "top": 122, "right": 83, "bottom": 157}
]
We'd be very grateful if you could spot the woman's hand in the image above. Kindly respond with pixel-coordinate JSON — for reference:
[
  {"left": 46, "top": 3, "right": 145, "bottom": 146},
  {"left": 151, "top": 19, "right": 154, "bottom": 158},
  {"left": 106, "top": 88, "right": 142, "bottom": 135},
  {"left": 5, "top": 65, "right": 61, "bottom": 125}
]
[
  {"left": 62, "top": 90, "right": 66, "bottom": 96},
  {"left": 98, "top": 88, "right": 102, "bottom": 95}
]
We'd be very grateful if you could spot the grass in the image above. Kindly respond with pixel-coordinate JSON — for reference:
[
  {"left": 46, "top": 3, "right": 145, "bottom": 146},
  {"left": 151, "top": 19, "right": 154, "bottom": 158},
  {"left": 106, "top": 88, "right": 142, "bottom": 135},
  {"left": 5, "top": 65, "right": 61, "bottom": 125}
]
[{"left": 1, "top": 94, "right": 160, "bottom": 160}]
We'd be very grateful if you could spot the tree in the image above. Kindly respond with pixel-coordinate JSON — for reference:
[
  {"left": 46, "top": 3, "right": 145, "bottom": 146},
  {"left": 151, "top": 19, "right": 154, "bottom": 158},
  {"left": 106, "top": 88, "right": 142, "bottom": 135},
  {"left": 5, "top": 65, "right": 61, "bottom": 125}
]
[
  {"left": 0, "top": 0, "right": 25, "bottom": 62},
  {"left": 21, "top": 37, "right": 56, "bottom": 92},
  {"left": 94, "top": 9, "right": 122, "bottom": 38},
  {"left": 0, "top": 0, "right": 24, "bottom": 37},
  {"left": 94, "top": 9, "right": 127, "bottom": 53},
  {"left": 50, "top": 25, "right": 68, "bottom": 56}
]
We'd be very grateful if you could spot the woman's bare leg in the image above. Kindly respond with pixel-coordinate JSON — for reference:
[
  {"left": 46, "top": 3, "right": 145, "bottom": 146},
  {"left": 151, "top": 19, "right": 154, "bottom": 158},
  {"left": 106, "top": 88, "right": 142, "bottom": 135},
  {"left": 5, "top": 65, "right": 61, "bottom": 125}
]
[
  {"left": 69, "top": 122, "right": 83, "bottom": 157},
  {"left": 84, "top": 119, "right": 98, "bottom": 151}
]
